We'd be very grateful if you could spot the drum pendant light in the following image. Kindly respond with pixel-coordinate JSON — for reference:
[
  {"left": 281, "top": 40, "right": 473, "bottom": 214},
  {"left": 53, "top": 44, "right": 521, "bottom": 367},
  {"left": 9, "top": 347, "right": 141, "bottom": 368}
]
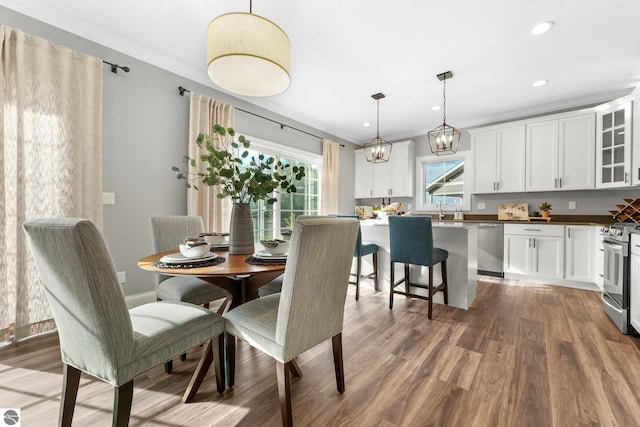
[
  {"left": 428, "top": 71, "right": 460, "bottom": 155},
  {"left": 363, "top": 93, "right": 392, "bottom": 163},
  {"left": 207, "top": 1, "right": 291, "bottom": 97}
]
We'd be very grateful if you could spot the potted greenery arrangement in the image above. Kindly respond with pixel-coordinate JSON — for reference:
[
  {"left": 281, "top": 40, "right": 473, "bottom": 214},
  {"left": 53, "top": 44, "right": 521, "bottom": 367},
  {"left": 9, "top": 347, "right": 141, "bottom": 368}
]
[
  {"left": 538, "top": 201, "right": 552, "bottom": 218},
  {"left": 173, "top": 124, "right": 305, "bottom": 254}
]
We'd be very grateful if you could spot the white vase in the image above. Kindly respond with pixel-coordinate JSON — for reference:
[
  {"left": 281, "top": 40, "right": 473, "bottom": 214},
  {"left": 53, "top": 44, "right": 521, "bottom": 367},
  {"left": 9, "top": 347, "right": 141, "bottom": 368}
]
[{"left": 229, "top": 202, "right": 255, "bottom": 254}]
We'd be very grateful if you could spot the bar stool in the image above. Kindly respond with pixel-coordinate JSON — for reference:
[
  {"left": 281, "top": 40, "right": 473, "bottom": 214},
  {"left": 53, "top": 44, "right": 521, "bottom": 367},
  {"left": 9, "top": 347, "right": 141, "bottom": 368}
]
[
  {"left": 388, "top": 216, "right": 448, "bottom": 319},
  {"left": 336, "top": 214, "right": 379, "bottom": 300}
]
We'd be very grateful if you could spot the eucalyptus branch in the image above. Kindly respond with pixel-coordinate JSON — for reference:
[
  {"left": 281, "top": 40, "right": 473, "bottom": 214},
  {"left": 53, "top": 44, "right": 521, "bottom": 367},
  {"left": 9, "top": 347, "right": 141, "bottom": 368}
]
[{"left": 173, "top": 124, "right": 305, "bottom": 204}]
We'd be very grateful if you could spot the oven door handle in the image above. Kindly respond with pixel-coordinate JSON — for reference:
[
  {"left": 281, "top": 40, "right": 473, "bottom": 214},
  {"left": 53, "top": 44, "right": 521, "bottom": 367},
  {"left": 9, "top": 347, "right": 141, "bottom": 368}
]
[
  {"left": 602, "top": 292, "right": 624, "bottom": 314},
  {"left": 602, "top": 241, "right": 623, "bottom": 251}
]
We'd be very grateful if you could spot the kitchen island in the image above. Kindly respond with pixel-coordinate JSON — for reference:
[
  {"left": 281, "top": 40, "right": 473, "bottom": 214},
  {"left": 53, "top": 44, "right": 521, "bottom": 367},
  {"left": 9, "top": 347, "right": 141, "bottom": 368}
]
[{"left": 360, "top": 219, "right": 478, "bottom": 310}]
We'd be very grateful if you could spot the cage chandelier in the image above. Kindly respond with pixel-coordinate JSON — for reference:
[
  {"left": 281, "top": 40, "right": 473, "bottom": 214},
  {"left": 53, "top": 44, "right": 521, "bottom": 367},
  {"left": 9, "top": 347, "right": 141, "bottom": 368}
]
[
  {"left": 363, "top": 93, "right": 392, "bottom": 163},
  {"left": 428, "top": 71, "right": 460, "bottom": 155}
]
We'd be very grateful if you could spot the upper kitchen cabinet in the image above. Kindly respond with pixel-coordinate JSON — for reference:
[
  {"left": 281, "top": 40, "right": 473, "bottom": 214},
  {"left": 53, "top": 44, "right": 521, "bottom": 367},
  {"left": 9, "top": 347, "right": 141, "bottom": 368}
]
[
  {"left": 471, "top": 124, "right": 526, "bottom": 193},
  {"left": 354, "top": 140, "right": 415, "bottom": 199},
  {"left": 632, "top": 86, "right": 640, "bottom": 186},
  {"left": 526, "top": 111, "right": 595, "bottom": 192},
  {"left": 596, "top": 96, "right": 632, "bottom": 189}
]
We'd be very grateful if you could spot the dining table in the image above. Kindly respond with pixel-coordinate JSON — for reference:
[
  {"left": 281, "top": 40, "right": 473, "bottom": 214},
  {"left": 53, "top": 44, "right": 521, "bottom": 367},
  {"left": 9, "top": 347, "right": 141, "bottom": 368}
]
[
  {"left": 138, "top": 249, "right": 286, "bottom": 311},
  {"left": 138, "top": 248, "right": 296, "bottom": 398}
]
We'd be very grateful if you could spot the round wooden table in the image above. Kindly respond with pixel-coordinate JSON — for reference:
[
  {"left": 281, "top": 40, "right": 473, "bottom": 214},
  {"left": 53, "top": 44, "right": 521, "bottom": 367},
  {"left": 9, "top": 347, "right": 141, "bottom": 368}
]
[{"left": 138, "top": 249, "right": 285, "bottom": 310}]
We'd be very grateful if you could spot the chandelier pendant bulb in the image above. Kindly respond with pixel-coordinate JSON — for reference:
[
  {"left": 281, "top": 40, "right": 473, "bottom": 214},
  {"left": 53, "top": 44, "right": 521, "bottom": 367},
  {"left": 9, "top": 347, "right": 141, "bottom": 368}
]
[
  {"left": 363, "top": 93, "right": 392, "bottom": 163},
  {"left": 207, "top": 0, "right": 291, "bottom": 97},
  {"left": 428, "top": 71, "right": 460, "bottom": 155}
]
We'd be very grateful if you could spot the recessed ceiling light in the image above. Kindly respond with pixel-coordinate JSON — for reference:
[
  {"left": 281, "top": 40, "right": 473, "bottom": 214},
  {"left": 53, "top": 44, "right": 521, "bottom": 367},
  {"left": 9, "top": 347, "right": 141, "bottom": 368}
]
[
  {"left": 432, "top": 105, "right": 441, "bottom": 111},
  {"left": 532, "top": 79, "right": 548, "bottom": 87},
  {"left": 363, "top": 122, "right": 371, "bottom": 127},
  {"left": 531, "top": 21, "right": 555, "bottom": 35}
]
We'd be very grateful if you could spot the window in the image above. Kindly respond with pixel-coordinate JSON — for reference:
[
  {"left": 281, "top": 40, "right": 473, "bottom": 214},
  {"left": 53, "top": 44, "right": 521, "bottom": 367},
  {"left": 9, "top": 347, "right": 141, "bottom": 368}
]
[
  {"left": 415, "top": 151, "right": 472, "bottom": 212},
  {"left": 242, "top": 137, "right": 322, "bottom": 241}
]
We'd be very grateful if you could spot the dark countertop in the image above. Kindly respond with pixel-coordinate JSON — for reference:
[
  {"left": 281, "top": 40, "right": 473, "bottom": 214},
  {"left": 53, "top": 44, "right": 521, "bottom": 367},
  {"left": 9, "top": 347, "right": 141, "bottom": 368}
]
[{"left": 407, "top": 214, "right": 613, "bottom": 226}]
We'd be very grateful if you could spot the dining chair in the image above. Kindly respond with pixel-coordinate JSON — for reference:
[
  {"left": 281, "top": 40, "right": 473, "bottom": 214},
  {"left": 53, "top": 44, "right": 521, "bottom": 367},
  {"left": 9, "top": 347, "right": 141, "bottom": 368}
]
[
  {"left": 388, "top": 215, "right": 449, "bottom": 319},
  {"left": 335, "top": 214, "right": 379, "bottom": 300},
  {"left": 223, "top": 217, "right": 359, "bottom": 426},
  {"left": 150, "top": 215, "right": 229, "bottom": 373},
  {"left": 23, "top": 218, "right": 225, "bottom": 427}
]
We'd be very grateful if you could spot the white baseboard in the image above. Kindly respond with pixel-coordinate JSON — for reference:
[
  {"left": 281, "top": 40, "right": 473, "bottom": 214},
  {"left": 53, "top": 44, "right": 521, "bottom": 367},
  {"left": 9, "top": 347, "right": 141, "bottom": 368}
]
[{"left": 125, "top": 291, "right": 156, "bottom": 309}]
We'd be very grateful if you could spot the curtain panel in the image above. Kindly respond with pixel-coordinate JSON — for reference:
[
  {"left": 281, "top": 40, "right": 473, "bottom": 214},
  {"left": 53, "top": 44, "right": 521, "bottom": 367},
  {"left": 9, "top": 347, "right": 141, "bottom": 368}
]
[
  {"left": 187, "top": 93, "right": 235, "bottom": 233},
  {"left": 0, "top": 26, "right": 103, "bottom": 343},
  {"left": 320, "top": 139, "right": 340, "bottom": 215}
]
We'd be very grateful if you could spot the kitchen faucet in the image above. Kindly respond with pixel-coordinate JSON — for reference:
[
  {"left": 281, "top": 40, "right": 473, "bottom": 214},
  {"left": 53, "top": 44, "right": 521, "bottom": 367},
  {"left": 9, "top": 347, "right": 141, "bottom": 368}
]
[{"left": 436, "top": 200, "right": 445, "bottom": 220}]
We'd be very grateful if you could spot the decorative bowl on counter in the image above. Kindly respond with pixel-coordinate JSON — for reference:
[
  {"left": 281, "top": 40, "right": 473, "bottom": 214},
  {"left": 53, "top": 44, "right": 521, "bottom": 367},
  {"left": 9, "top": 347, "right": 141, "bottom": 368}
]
[
  {"left": 200, "top": 232, "right": 226, "bottom": 245},
  {"left": 260, "top": 239, "right": 289, "bottom": 255}
]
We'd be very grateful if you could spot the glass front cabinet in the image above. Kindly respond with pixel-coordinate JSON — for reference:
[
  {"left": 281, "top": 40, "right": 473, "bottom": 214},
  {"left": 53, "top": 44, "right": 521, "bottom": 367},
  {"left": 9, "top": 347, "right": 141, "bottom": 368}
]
[{"left": 596, "top": 97, "right": 633, "bottom": 189}]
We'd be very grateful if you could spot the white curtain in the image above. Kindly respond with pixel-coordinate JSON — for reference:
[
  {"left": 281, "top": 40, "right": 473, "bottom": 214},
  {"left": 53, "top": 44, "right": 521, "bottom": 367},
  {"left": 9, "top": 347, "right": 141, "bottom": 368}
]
[
  {"left": 0, "top": 26, "right": 103, "bottom": 343},
  {"left": 187, "top": 93, "right": 235, "bottom": 232},
  {"left": 321, "top": 139, "right": 340, "bottom": 215}
]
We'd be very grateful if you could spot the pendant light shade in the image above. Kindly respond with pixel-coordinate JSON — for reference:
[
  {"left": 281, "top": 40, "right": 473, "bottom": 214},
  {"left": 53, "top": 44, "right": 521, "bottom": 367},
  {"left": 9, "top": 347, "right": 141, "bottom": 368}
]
[
  {"left": 428, "top": 71, "right": 460, "bottom": 156},
  {"left": 207, "top": 11, "right": 291, "bottom": 97},
  {"left": 363, "top": 93, "right": 392, "bottom": 163}
]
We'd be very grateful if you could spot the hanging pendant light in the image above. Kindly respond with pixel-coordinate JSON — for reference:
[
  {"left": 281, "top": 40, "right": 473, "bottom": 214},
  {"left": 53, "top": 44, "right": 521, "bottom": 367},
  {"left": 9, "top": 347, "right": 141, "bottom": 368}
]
[
  {"left": 363, "top": 93, "right": 392, "bottom": 163},
  {"left": 207, "top": 0, "right": 291, "bottom": 97},
  {"left": 428, "top": 71, "right": 460, "bottom": 155}
]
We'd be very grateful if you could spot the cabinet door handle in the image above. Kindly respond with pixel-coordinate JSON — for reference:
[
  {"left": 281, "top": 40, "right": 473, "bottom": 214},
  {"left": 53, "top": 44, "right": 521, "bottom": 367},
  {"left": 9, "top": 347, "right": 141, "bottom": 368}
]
[
  {"left": 554, "top": 178, "right": 558, "bottom": 188},
  {"left": 524, "top": 228, "right": 542, "bottom": 232},
  {"left": 567, "top": 228, "right": 571, "bottom": 238},
  {"left": 625, "top": 172, "right": 629, "bottom": 183},
  {"left": 559, "top": 178, "right": 562, "bottom": 188},
  {"left": 493, "top": 182, "right": 496, "bottom": 191},
  {"left": 496, "top": 182, "right": 500, "bottom": 191},
  {"left": 532, "top": 238, "right": 536, "bottom": 249}
]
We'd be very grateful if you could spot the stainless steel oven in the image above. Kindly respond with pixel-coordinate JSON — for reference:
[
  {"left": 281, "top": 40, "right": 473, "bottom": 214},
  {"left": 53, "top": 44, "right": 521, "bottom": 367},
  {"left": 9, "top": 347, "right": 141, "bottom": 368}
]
[{"left": 601, "top": 223, "right": 637, "bottom": 334}]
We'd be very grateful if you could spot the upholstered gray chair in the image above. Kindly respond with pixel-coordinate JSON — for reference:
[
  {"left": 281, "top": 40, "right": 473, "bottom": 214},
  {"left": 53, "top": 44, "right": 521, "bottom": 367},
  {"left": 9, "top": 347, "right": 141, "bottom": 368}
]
[
  {"left": 151, "top": 215, "right": 229, "bottom": 372},
  {"left": 224, "top": 217, "right": 359, "bottom": 426},
  {"left": 23, "top": 218, "right": 225, "bottom": 427},
  {"left": 388, "top": 215, "right": 449, "bottom": 319}
]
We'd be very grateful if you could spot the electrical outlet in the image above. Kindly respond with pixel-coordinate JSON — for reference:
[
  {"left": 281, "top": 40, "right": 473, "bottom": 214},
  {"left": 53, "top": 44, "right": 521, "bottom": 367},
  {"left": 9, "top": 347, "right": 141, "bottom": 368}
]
[
  {"left": 569, "top": 201, "right": 576, "bottom": 210},
  {"left": 117, "top": 271, "right": 126, "bottom": 284},
  {"left": 408, "top": 204, "right": 412, "bottom": 210},
  {"left": 102, "top": 192, "right": 115, "bottom": 205},
  {"left": 477, "top": 203, "right": 486, "bottom": 210}
]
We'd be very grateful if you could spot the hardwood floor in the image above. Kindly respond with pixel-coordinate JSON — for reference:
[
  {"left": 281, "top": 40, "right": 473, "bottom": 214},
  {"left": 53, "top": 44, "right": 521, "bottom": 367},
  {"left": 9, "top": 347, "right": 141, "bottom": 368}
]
[{"left": 2, "top": 278, "right": 640, "bottom": 426}]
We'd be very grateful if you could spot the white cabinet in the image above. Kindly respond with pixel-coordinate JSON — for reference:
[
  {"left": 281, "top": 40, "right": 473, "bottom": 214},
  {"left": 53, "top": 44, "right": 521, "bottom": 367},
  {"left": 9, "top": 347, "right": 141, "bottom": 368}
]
[
  {"left": 471, "top": 124, "right": 526, "bottom": 193},
  {"left": 526, "top": 112, "right": 595, "bottom": 192},
  {"left": 565, "top": 225, "right": 595, "bottom": 282},
  {"left": 354, "top": 140, "right": 415, "bottom": 199},
  {"left": 630, "top": 234, "right": 640, "bottom": 333},
  {"left": 596, "top": 96, "right": 633, "bottom": 188},
  {"left": 504, "top": 224, "right": 564, "bottom": 279},
  {"left": 632, "top": 86, "right": 640, "bottom": 186}
]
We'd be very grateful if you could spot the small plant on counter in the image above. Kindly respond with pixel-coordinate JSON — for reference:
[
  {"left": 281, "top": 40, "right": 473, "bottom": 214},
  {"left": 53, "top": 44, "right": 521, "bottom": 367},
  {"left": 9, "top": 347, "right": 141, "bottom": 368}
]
[{"left": 538, "top": 202, "right": 552, "bottom": 217}]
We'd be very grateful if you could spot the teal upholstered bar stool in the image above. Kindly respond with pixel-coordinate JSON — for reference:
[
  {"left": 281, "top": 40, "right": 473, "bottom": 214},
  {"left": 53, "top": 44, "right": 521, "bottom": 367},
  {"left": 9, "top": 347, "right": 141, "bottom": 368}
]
[
  {"left": 335, "top": 215, "right": 379, "bottom": 300},
  {"left": 388, "top": 216, "right": 448, "bottom": 319}
]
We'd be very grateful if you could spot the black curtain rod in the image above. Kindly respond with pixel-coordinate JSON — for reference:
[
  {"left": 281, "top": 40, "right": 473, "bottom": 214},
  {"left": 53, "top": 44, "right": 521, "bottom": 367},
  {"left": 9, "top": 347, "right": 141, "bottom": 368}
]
[
  {"left": 178, "top": 86, "right": 344, "bottom": 147},
  {"left": 103, "top": 60, "right": 130, "bottom": 74}
]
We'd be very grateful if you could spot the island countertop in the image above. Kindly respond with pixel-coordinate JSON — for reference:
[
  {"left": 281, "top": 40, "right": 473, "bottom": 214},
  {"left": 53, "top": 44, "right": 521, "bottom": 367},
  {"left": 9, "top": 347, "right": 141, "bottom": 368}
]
[{"left": 359, "top": 220, "right": 478, "bottom": 311}]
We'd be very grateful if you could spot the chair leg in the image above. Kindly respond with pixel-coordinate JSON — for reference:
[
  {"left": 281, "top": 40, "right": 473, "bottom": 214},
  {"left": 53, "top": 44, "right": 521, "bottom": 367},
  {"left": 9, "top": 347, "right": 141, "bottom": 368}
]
[
  {"left": 404, "top": 264, "right": 411, "bottom": 297},
  {"left": 372, "top": 252, "right": 379, "bottom": 291},
  {"left": 180, "top": 353, "right": 187, "bottom": 361},
  {"left": 164, "top": 360, "right": 173, "bottom": 374},
  {"left": 276, "top": 361, "right": 294, "bottom": 427},
  {"left": 428, "top": 266, "right": 434, "bottom": 320},
  {"left": 442, "top": 259, "right": 449, "bottom": 305},
  {"left": 289, "top": 359, "right": 303, "bottom": 378},
  {"left": 332, "top": 333, "right": 345, "bottom": 393},
  {"left": 355, "top": 256, "right": 362, "bottom": 301},
  {"left": 216, "top": 296, "right": 230, "bottom": 315},
  {"left": 389, "top": 261, "right": 395, "bottom": 309},
  {"left": 113, "top": 380, "right": 134, "bottom": 427},
  {"left": 226, "top": 333, "right": 236, "bottom": 388},
  {"left": 59, "top": 363, "right": 81, "bottom": 427}
]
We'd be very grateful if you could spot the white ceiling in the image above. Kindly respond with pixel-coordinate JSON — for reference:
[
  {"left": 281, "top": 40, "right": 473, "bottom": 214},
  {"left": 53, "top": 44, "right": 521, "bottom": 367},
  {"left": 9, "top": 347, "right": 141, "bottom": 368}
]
[{"left": 2, "top": 0, "right": 640, "bottom": 143}]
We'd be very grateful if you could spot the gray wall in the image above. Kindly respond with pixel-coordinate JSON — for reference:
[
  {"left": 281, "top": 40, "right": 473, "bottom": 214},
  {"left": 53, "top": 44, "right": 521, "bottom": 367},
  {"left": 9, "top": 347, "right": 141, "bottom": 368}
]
[{"left": 2, "top": 6, "right": 358, "bottom": 296}]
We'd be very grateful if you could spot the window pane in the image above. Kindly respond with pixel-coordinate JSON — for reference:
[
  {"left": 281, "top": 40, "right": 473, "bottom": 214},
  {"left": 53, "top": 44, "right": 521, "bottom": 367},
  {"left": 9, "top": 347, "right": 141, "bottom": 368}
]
[{"left": 424, "top": 160, "right": 464, "bottom": 205}]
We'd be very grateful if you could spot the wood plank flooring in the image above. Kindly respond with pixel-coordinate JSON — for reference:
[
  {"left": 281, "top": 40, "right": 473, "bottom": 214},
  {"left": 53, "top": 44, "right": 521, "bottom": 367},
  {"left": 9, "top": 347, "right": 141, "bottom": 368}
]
[{"left": 2, "top": 277, "right": 640, "bottom": 426}]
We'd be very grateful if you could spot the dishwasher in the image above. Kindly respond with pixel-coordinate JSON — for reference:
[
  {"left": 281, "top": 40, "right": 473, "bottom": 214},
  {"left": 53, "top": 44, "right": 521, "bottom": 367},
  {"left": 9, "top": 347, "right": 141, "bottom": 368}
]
[{"left": 477, "top": 224, "right": 504, "bottom": 277}]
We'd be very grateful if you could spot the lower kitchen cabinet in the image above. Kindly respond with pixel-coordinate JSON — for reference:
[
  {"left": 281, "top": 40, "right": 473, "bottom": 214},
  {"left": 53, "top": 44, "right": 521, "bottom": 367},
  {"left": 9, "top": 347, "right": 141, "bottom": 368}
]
[
  {"left": 565, "top": 225, "right": 595, "bottom": 282},
  {"left": 630, "top": 234, "right": 640, "bottom": 333},
  {"left": 504, "top": 224, "right": 564, "bottom": 279}
]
